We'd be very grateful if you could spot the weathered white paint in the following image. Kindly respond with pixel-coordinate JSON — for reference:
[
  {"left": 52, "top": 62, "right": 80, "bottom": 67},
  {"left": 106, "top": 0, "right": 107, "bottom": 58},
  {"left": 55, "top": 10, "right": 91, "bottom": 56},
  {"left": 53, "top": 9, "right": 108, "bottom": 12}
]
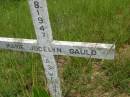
[
  {"left": 28, "top": 0, "right": 62, "bottom": 97},
  {"left": 0, "top": 0, "right": 116, "bottom": 97},
  {"left": 0, "top": 37, "right": 115, "bottom": 59}
]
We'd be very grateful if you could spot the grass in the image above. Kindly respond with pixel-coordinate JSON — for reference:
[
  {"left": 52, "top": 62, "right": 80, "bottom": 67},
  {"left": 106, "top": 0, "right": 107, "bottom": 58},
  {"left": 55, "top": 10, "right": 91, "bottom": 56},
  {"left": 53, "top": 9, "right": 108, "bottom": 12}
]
[{"left": 0, "top": 0, "right": 130, "bottom": 97}]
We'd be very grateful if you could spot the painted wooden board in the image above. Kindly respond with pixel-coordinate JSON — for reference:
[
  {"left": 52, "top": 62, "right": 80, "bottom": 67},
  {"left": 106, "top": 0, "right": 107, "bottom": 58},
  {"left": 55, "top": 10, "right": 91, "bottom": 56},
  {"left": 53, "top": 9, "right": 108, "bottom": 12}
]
[
  {"left": 0, "top": 37, "right": 115, "bottom": 59},
  {"left": 28, "top": 0, "right": 62, "bottom": 97}
]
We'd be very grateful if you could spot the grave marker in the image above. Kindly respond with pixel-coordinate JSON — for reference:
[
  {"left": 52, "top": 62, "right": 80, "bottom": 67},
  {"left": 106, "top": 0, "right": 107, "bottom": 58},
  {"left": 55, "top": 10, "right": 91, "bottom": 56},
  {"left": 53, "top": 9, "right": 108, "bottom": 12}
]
[{"left": 0, "top": 0, "right": 115, "bottom": 97}]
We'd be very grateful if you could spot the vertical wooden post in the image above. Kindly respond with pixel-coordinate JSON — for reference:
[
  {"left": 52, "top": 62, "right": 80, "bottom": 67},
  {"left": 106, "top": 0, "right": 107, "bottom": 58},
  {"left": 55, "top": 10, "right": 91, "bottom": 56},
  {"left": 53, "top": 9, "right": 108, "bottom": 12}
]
[{"left": 28, "top": 0, "right": 62, "bottom": 97}]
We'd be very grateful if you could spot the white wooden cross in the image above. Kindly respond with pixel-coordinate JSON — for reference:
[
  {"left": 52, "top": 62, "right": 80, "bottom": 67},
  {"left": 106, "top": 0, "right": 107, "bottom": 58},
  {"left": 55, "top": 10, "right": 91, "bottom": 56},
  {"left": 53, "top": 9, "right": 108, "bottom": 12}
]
[{"left": 0, "top": 0, "right": 115, "bottom": 97}]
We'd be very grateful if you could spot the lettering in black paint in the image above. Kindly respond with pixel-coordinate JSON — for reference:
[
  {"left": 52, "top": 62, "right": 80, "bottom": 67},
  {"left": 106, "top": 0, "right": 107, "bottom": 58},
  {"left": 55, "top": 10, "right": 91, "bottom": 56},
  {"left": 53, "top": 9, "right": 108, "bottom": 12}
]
[
  {"left": 69, "top": 49, "right": 97, "bottom": 55},
  {"left": 31, "top": 46, "right": 62, "bottom": 53},
  {"left": 6, "top": 43, "right": 24, "bottom": 50}
]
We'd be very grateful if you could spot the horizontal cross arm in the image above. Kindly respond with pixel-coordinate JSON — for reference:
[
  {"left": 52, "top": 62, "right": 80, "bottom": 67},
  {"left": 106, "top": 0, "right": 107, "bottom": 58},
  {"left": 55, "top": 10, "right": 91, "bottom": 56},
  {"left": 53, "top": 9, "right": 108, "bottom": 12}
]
[{"left": 0, "top": 37, "right": 115, "bottom": 59}]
